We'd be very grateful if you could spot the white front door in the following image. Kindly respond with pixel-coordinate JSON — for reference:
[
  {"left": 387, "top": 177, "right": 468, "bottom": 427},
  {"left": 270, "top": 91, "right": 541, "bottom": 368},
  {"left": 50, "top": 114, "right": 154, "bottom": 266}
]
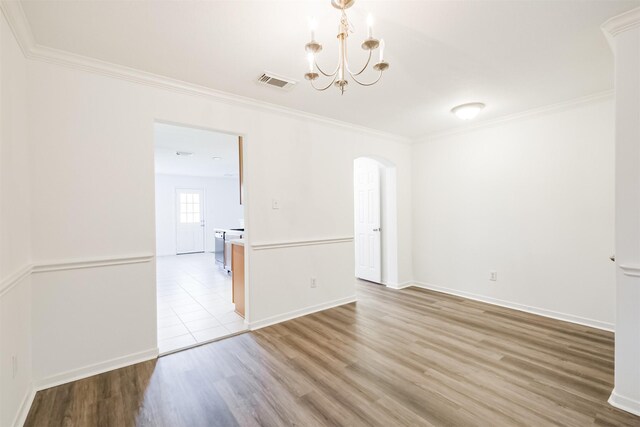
[
  {"left": 354, "top": 158, "right": 382, "bottom": 283},
  {"left": 176, "top": 189, "right": 205, "bottom": 254}
]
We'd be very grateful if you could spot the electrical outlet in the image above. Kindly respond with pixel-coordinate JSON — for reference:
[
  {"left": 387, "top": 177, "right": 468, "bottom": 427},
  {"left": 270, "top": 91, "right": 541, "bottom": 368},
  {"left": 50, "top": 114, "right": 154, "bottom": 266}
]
[
  {"left": 11, "top": 355, "right": 17, "bottom": 379},
  {"left": 489, "top": 271, "right": 498, "bottom": 281},
  {"left": 310, "top": 277, "right": 317, "bottom": 288}
]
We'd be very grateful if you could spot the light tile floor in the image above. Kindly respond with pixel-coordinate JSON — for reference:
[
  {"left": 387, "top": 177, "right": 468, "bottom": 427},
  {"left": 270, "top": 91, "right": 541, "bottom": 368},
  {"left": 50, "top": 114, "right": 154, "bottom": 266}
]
[{"left": 157, "top": 252, "right": 247, "bottom": 354}]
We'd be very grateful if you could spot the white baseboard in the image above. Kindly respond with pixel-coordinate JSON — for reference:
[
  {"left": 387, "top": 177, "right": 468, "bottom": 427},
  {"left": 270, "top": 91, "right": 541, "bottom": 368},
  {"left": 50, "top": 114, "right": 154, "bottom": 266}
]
[
  {"left": 249, "top": 295, "right": 357, "bottom": 330},
  {"left": 385, "top": 281, "right": 413, "bottom": 290},
  {"left": 34, "top": 347, "right": 159, "bottom": 391},
  {"left": 12, "top": 384, "right": 36, "bottom": 427},
  {"left": 609, "top": 389, "right": 640, "bottom": 416},
  {"left": 412, "top": 281, "right": 614, "bottom": 332}
]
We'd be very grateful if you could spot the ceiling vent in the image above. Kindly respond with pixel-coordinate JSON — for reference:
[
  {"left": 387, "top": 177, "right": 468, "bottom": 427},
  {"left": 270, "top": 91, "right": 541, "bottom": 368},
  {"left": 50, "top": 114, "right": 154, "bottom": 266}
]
[{"left": 257, "top": 72, "right": 297, "bottom": 91}]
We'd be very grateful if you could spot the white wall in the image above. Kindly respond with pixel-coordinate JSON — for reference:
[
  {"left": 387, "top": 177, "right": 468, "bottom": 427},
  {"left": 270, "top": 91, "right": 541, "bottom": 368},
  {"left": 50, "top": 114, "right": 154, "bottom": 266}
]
[
  {"left": 0, "top": 10, "right": 32, "bottom": 427},
  {"left": 412, "top": 97, "right": 615, "bottom": 329},
  {"left": 604, "top": 8, "right": 640, "bottom": 415},
  {"left": 155, "top": 174, "right": 243, "bottom": 256},
  {"left": 31, "top": 262, "right": 156, "bottom": 384},
  {"left": 25, "top": 53, "right": 412, "bottom": 384}
]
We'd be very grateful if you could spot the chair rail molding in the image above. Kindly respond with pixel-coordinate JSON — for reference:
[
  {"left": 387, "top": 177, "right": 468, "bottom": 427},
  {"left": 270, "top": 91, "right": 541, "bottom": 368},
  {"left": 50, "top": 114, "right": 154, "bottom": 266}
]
[
  {"left": 0, "top": 263, "right": 32, "bottom": 297},
  {"left": 251, "top": 236, "right": 354, "bottom": 251},
  {"left": 0, "top": 254, "right": 154, "bottom": 298},
  {"left": 32, "top": 254, "right": 155, "bottom": 274},
  {"left": 619, "top": 264, "right": 640, "bottom": 277}
]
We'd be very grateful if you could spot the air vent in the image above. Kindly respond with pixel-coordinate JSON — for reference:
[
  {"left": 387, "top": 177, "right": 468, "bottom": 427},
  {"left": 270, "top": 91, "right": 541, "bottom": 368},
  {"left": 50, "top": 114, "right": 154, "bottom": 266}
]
[{"left": 257, "top": 72, "right": 297, "bottom": 90}]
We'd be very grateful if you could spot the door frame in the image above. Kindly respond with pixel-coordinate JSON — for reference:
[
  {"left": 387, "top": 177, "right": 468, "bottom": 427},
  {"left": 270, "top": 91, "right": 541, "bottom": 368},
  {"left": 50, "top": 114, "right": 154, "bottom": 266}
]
[
  {"left": 152, "top": 119, "right": 251, "bottom": 326},
  {"left": 174, "top": 187, "right": 205, "bottom": 255}
]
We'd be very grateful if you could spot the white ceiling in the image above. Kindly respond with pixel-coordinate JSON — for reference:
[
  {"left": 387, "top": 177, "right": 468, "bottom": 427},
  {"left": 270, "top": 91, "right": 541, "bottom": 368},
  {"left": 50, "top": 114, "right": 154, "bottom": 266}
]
[
  {"left": 154, "top": 122, "right": 239, "bottom": 178},
  {"left": 20, "top": 0, "right": 640, "bottom": 138}
]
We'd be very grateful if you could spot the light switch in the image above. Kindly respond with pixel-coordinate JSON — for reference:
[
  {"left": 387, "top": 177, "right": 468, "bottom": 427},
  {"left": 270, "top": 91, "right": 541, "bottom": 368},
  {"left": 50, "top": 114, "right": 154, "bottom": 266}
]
[{"left": 272, "top": 199, "right": 280, "bottom": 210}]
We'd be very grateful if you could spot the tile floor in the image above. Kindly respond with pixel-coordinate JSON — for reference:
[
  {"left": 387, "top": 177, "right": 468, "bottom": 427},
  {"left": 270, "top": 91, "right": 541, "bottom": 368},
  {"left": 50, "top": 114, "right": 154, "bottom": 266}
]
[{"left": 156, "top": 252, "right": 247, "bottom": 354}]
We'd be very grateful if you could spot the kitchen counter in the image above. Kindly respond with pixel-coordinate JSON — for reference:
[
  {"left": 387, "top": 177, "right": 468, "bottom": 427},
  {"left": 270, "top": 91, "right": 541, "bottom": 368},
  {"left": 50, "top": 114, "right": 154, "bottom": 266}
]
[{"left": 215, "top": 228, "right": 244, "bottom": 234}]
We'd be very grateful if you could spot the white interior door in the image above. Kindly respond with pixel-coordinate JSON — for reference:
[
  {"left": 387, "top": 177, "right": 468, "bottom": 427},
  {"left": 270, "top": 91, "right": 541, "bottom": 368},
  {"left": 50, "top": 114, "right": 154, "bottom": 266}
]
[
  {"left": 354, "top": 159, "right": 382, "bottom": 283},
  {"left": 176, "top": 189, "right": 205, "bottom": 254}
]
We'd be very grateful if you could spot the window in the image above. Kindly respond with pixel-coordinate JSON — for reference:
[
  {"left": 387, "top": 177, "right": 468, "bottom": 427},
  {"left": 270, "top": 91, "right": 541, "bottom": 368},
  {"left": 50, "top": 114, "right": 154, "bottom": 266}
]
[{"left": 179, "top": 192, "right": 201, "bottom": 224}]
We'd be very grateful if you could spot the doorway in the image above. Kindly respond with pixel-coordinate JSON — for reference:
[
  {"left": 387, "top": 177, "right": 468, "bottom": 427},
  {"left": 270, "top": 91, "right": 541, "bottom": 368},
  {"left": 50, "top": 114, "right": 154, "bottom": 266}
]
[
  {"left": 154, "top": 122, "right": 248, "bottom": 355},
  {"left": 354, "top": 157, "right": 399, "bottom": 287}
]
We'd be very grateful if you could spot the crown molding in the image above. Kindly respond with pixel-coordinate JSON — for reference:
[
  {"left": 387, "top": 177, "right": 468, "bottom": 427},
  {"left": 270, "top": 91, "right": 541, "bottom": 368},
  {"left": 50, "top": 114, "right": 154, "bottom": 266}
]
[
  {"left": 0, "top": 0, "right": 35, "bottom": 55},
  {"left": 0, "top": 2, "right": 410, "bottom": 145},
  {"left": 415, "top": 89, "right": 614, "bottom": 144},
  {"left": 1, "top": 0, "right": 627, "bottom": 146},
  {"left": 602, "top": 7, "right": 640, "bottom": 38}
]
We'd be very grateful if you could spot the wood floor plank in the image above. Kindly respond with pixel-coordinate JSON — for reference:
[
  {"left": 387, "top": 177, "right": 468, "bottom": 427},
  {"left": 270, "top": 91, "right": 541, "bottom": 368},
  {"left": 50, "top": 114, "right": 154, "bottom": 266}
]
[{"left": 24, "top": 282, "right": 640, "bottom": 426}]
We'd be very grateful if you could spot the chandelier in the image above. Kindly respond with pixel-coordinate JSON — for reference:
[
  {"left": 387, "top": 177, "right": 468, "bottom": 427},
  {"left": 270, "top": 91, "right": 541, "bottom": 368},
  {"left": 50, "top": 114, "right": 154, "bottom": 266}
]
[{"left": 304, "top": 0, "right": 389, "bottom": 94}]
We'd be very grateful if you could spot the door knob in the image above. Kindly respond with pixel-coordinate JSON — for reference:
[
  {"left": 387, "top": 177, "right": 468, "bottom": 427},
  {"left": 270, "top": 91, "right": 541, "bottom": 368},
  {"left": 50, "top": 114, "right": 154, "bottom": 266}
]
[{"left": 373, "top": 228, "right": 381, "bottom": 232}]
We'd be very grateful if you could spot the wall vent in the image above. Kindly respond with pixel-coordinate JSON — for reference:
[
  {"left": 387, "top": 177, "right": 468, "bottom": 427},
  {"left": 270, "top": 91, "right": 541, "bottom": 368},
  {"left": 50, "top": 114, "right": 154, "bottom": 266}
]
[{"left": 257, "top": 72, "right": 297, "bottom": 90}]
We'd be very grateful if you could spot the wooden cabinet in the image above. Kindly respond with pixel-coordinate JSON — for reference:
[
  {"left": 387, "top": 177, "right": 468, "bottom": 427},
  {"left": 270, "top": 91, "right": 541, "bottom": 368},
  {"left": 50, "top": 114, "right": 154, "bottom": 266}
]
[{"left": 231, "top": 242, "right": 245, "bottom": 318}]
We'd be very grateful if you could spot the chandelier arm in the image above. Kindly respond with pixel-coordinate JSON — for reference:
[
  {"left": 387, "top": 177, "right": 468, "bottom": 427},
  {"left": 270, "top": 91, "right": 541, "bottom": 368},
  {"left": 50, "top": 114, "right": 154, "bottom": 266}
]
[
  {"left": 349, "top": 70, "right": 384, "bottom": 87},
  {"left": 314, "top": 59, "right": 340, "bottom": 77},
  {"left": 311, "top": 74, "right": 338, "bottom": 91},
  {"left": 346, "top": 49, "right": 372, "bottom": 77}
]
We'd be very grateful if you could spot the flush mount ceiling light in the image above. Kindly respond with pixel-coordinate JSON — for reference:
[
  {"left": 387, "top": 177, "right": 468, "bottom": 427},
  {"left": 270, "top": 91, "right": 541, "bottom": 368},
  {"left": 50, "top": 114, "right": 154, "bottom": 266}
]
[
  {"left": 451, "top": 103, "right": 485, "bottom": 120},
  {"left": 176, "top": 151, "right": 193, "bottom": 156},
  {"left": 212, "top": 156, "right": 222, "bottom": 161},
  {"left": 304, "top": 0, "right": 389, "bottom": 95}
]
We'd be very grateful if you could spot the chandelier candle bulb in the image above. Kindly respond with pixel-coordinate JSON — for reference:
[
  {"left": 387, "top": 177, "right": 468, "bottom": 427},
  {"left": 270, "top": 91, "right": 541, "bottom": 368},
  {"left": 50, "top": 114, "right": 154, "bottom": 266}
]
[
  {"left": 379, "top": 39, "right": 385, "bottom": 61},
  {"left": 367, "top": 14, "right": 373, "bottom": 38},
  {"left": 307, "top": 53, "right": 314, "bottom": 72},
  {"left": 310, "top": 18, "right": 317, "bottom": 41}
]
